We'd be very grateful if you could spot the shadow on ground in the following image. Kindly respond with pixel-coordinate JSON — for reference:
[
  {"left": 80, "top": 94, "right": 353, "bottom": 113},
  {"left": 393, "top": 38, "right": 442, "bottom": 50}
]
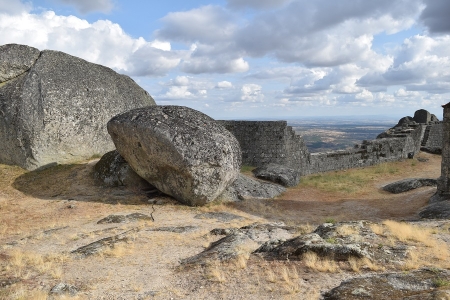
[{"left": 11, "top": 161, "right": 154, "bottom": 205}]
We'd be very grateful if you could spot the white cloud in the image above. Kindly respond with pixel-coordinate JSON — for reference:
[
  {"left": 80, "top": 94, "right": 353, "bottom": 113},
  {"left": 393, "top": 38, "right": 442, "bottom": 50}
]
[
  {"left": 216, "top": 81, "right": 233, "bottom": 89},
  {"left": 156, "top": 5, "right": 236, "bottom": 43},
  {"left": 227, "top": 0, "right": 292, "bottom": 10},
  {"left": 54, "top": 0, "right": 114, "bottom": 14},
  {"left": 241, "top": 84, "right": 264, "bottom": 102},
  {"left": 358, "top": 35, "right": 450, "bottom": 94},
  {"left": 394, "top": 88, "right": 420, "bottom": 97},
  {"left": 181, "top": 44, "right": 249, "bottom": 73},
  {"left": 0, "top": 9, "right": 183, "bottom": 77}
]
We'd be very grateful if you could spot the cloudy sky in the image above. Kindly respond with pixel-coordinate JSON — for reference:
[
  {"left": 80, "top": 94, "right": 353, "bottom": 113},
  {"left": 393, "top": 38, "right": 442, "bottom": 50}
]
[{"left": 1, "top": 0, "right": 450, "bottom": 119}]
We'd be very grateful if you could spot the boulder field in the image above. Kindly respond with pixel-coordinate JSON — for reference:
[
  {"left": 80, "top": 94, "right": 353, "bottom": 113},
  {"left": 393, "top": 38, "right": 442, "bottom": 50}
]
[
  {"left": 107, "top": 105, "right": 242, "bottom": 206},
  {"left": 0, "top": 43, "right": 155, "bottom": 170}
]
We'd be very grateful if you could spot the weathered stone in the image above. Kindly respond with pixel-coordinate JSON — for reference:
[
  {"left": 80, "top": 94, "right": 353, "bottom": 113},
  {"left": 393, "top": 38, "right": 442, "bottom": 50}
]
[
  {"left": 419, "top": 201, "right": 450, "bottom": 219},
  {"left": 264, "top": 233, "right": 370, "bottom": 260},
  {"left": 71, "top": 228, "right": 139, "bottom": 257},
  {"left": 382, "top": 178, "right": 437, "bottom": 194},
  {"left": 219, "top": 174, "right": 286, "bottom": 201},
  {"left": 94, "top": 150, "right": 153, "bottom": 189},
  {"left": 323, "top": 268, "right": 450, "bottom": 300},
  {"left": 97, "top": 213, "right": 153, "bottom": 224},
  {"left": 49, "top": 282, "right": 78, "bottom": 296},
  {"left": 0, "top": 44, "right": 40, "bottom": 82},
  {"left": 431, "top": 114, "right": 439, "bottom": 122},
  {"left": 194, "top": 212, "right": 244, "bottom": 222},
  {"left": 181, "top": 232, "right": 259, "bottom": 265},
  {"left": 413, "top": 109, "right": 432, "bottom": 124},
  {"left": 107, "top": 106, "right": 241, "bottom": 206},
  {"left": 0, "top": 44, "right": 155, "bottom": 170},
  {"left": 252, "top": 163, "right": 300, "bottom": 187},
  {"left": 396, "top": 116, "right": 415, "bottom": 127},
  {"left": 147, "top": 226, "right": 198, "bottom": 233}
]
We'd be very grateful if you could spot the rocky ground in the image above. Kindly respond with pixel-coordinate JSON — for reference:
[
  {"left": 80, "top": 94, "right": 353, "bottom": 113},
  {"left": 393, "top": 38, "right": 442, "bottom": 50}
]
[{"left": 0, "top": 152, "right": 449, "bottom": 299}]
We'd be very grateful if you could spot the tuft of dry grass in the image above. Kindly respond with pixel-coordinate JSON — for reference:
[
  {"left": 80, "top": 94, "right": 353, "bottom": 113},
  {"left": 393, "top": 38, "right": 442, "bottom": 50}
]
[
  {"left": 383, "top": 220, "right": 434, "bottom": 246},
  {"left": 336, "top": 224, "right": 358, "bottom": 236},
  {"left": 348, "top": 257, "right": 384, "bottom": 272},
  {"left": 369, "top": 223, "right": 385, "bottom": 235},
  {"left": 205, "top": 263, "right": 226, "bottom": 283},
  {"left": 303, "top": 251, "right": 339, "bottom": 273},
  {"left": 5, "top": 250, "right": 70, "bottom": 281}
]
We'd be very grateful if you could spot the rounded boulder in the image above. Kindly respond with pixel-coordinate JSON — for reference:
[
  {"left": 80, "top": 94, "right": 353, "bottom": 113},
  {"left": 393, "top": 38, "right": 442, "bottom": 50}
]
[{"left": 107, "top": 106, "right": 242, "bottom": 206}]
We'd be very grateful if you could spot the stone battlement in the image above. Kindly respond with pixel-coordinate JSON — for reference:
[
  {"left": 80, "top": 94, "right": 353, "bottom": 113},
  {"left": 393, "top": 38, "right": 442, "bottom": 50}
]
[{"left": 219, "top": 113, "right": 440, "bottom": 176}]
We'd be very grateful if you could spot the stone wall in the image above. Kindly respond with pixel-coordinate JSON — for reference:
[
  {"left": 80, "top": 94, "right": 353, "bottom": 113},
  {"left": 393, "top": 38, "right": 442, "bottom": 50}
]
[
  {"left": 217, "top": 121, "right": 311, "bottom": 173},
  {"left": 423, "top": 122, "right": 443, "bottom": 149},
  {"left": 308, "top": 134, "right": 420, "bottom": 174},
  {"left": 219, "top": 120, "right": 427, "bottom": 176}
]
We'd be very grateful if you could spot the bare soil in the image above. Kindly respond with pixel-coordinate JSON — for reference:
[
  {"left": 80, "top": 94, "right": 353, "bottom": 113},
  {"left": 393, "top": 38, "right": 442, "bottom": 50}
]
[{"left": 0, "top": 152, "right": 446, "bottom": 299}]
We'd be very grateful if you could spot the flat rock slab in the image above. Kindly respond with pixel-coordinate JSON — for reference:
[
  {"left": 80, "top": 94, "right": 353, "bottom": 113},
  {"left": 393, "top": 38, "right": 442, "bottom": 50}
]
[
  {"left": 252, "top": 163, "right": 300, "bottom": 187},
  {"left": 220, "top": 174, "right": 286, "bottom": 201},
  {"left": 181, "top": 232, "right": 259, "bottom": 265},
  {"left": 419, "top": 201, "right": 450, "bottom": 219},
  {"left": 147, "top": 226, "right": 198, "bottom": 233},
  {"left": 194, "top": 212, "right": 244, "bottom": 222},
  {"left": 383, "top": 178, "right": 437, "bottom": 194},
  {"left": 183, "top": 222, "right": 302, "bottom": 265},
  {"left": 259, "top": 221, "right": 411, "bottom": 265},
  {"left": 97, "top": 213, "right": 153, "bottom": 224},
  {"left": 71, "top": 228, "right": 139, "bottom": 257},
  {"left": 107, "top": 106, "right": 241, "bottom": 206},
  {"left": 323, "top": 268, "right": 450, "bottom": 300}
]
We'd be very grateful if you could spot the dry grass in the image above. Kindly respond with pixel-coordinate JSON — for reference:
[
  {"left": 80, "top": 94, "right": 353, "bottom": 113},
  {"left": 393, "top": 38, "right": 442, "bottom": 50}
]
[
  {"left": 303, "top": 251, "right": 339, "bottom": 273},
  {"left": 336, "top": 224, "right": 358, "bottom": 236},
  {"left": 299, "top": 161, "right": 409, "bottom": 195},
  {"left": 0, "top": 285, "right": 49, "bottom": 300},
  {"left": 205, "top": 263, "right": 226, "bottom": 283},
  {"left": 4, "top": 250, "right": 69, "bottom": 280},
  {"left": 348, "top": 257, "right": 384, "bottom": 272}
]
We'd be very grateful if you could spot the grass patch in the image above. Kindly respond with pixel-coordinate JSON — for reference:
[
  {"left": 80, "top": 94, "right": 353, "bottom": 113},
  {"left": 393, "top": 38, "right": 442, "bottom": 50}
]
[
  {"left": 300, "top": 162, "right": 401, "bottom": 194},
  {"left": 240, "top": 165, "right": 256, "bottom": 175}
]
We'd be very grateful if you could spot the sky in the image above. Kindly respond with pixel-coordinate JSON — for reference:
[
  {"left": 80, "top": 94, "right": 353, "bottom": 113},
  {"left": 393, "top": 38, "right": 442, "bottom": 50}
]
[{"left": 1, "top": 0, "right": 450, "bottom": 120}]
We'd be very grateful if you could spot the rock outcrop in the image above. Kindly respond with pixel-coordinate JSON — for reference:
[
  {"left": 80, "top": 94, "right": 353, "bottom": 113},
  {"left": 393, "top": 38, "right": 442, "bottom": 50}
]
[
  {"left": 382, "top": 178, "right": 437, "bottom": 194},
  {"left": 107, "top": 106, "right": 241, "bottom": 206},
  {"left": 252, "top": 163, "right": 300, "bottom": 187},
  {"left": 219, "top": 174, "right": 286, "bottom": 201},
  {"left": 94, "top": 150, "right": 153, "bottom": 189},
  {"left": 0, "top": 43, "right": 155, "bottom": 170},
  {"left": 324, "top": 268, "right": 450, "bottom": 300}
]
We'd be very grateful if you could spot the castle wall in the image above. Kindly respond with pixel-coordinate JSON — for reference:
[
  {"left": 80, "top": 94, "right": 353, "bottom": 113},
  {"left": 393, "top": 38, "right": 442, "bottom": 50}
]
[
  {"left": 219, "top": 120, "right": 427, "bottom": 176},
  {"left": 424, "top": 123, "right": 443, "bottom": 148},
  {"left": 217, "top": 121, "right": 311, "bottom": 174},
  {"left": 308, "top": 135, "right": 419, "bottom": 174}
]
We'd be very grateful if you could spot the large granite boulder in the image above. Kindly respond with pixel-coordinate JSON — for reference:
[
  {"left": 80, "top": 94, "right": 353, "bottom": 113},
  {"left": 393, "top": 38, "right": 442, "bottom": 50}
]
[
  {"left": 107, "top": 106, "right": 242, "bottom": 206},
  {"left": 0, "top": 43, "right": 155, "bottom": 170}
]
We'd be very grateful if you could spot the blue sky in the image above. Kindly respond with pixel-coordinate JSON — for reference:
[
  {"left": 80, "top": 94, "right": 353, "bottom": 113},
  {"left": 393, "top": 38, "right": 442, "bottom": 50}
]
[{"left": 1, "top": 0, "right": 450, "bottom": 120}]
